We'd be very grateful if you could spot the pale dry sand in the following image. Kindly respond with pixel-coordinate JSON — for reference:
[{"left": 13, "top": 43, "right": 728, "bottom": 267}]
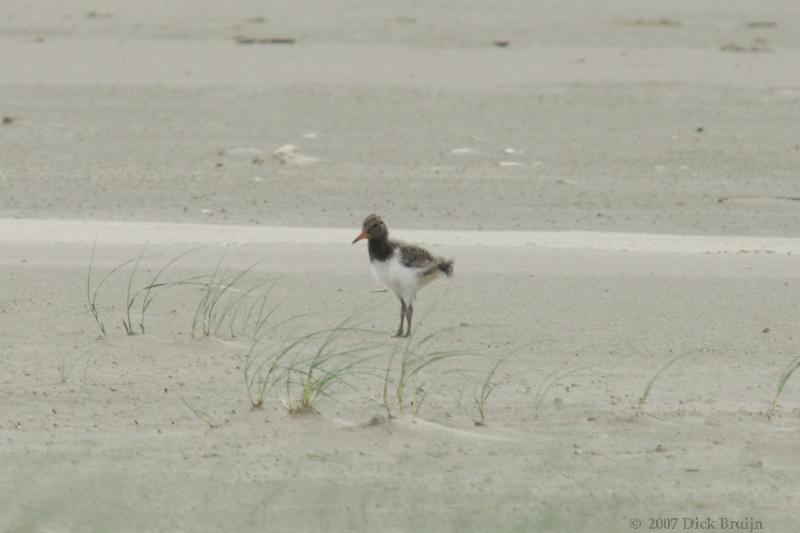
[
  {"left": 2, "top": 0, "right": 800, "bottom": 532},
  {"left": 2, "top": 0, "right": 800, "bottom": 234},
  {"left": 2, "top": 222, "right": 799, "bottom": 532}
]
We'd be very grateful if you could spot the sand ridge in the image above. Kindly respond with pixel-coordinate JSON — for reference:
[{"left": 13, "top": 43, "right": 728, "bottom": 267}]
[{"left": 3, "top": 218, "right": 800, "bottom": 254}]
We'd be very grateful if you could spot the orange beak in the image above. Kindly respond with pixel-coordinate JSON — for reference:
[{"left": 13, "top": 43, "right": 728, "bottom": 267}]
[{"left": 352, "top": 231, "right": 368, "bottom": 244}]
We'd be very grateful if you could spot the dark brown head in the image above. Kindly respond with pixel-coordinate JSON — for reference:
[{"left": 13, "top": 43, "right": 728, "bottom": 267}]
[{"left": 352, "top": 214, "right": 388, "bottom": 243}]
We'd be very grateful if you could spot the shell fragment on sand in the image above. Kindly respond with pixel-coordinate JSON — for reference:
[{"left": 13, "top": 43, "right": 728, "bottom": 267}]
[
  {"left": 451, "top": 147, "right": 479, "bottom": 155},
  {"left": 272, "top": 144, "right": 321, "bottom": 166}
]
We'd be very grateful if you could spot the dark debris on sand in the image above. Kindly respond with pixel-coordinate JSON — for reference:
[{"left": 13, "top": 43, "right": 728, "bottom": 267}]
[{"left": 234, "top": 36, "right": 295, "bottom": 45}]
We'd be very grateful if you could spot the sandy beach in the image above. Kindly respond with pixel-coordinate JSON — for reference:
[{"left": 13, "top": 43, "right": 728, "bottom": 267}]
[{"left": 2, "top": 1, "right": 799, "bottom": 532}]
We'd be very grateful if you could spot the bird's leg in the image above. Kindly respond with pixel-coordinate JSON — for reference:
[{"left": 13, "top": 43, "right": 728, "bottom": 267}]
[
  {"left": 394, "top": 299, "right": 407, "bottom": 337},
  {"left": 404, "top": 303, "right": 414, "bottom": 337}
]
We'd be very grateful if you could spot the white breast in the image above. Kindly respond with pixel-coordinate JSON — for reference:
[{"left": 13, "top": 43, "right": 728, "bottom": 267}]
[{"left": 370, "top": 253, "right": 421, "bottom": 303}]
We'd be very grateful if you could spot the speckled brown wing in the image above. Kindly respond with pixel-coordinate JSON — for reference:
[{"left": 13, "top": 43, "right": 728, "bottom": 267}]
[{"left": 395, "top": 241, "right": 436, "bottom": 269}]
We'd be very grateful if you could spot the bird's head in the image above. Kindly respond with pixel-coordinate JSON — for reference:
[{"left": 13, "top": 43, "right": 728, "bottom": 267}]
[{"left": 352, "top": 214, "right": 388, "bottom": 243}]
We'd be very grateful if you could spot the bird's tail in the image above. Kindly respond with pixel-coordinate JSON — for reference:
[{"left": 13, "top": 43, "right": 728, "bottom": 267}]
[{"left": 438, "top": 258, "right": 454, "bottom": 278}]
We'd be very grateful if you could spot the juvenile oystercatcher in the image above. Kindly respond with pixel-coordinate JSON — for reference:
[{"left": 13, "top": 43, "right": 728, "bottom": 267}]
[{"left": 352, "top": 214, "right": 454, "bottom": 337}]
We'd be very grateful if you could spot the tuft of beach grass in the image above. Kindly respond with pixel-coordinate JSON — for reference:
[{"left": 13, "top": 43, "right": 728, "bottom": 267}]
[
  {"left": 179, "top": 394, "right": 218, "bottom": 429},
  {"left": 190, "top": 249, "right": 280, "bottom": 339},
  {"left": 388, "top": 325, "right": 472, "bottom": 416},
  {"left": 244, "top": 312, "right": 378, "bottom": 412},
  {"left": 121, "top": 244, "right": 149, "bottom": 335},
  {"left": 637, "top": 348, "right": 703, "bottom": 417},
  {"left": 768, "top": 355, "right": 800, "bottom": 419},
  {"left": 137, "top": 246, "right": 207, "bottom": 334},
  {"left": 534, "top": 366, "right": 589, "bottom": 416},
  {"left": 86, "top": 240, "right": 141, "bottom": 337},
  {"left": 473, "top": 352, "right": 513, "bottom": 426}
]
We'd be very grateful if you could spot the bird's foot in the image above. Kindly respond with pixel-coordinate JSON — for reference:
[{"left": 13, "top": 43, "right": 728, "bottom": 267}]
[{"left": 393, "top": 330, "right": 405, "bottom": 338}]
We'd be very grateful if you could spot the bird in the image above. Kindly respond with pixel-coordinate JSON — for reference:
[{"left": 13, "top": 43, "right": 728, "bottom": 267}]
[{"left": 352, "top": 214, "right": 454, "bottom": 337}]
